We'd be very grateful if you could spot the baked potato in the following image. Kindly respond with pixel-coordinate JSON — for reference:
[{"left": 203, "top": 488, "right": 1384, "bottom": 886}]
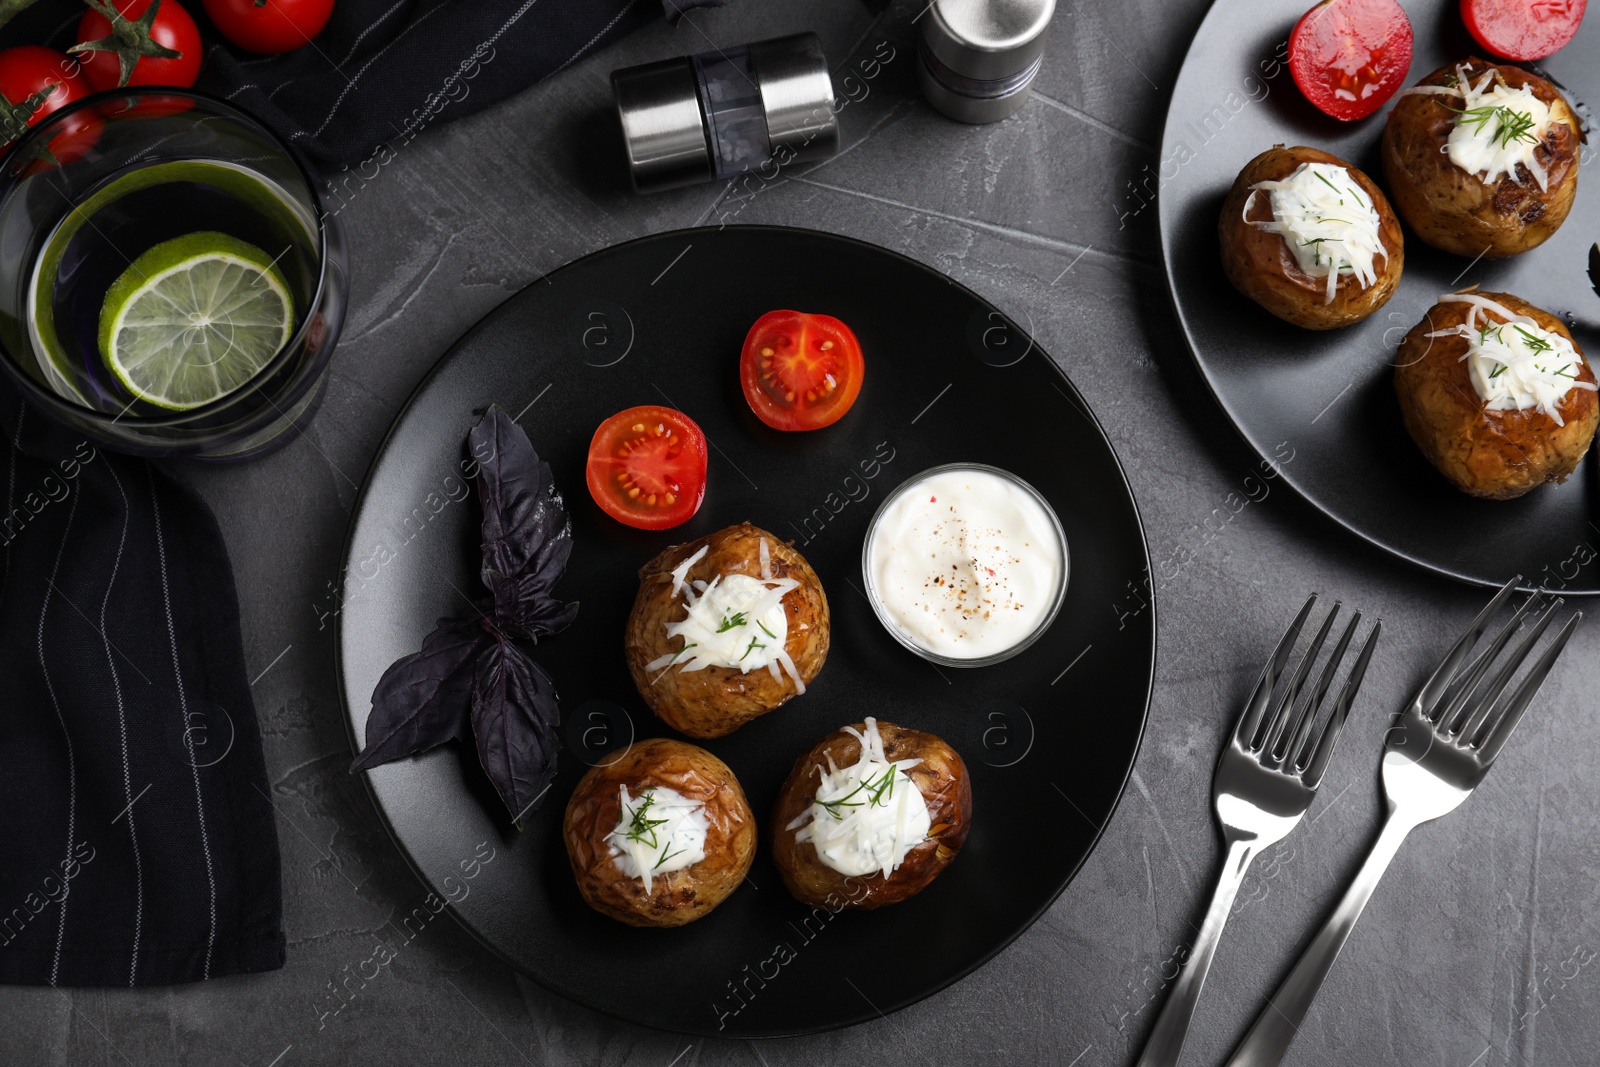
[
  {"left": 1382, "top": 59, "right": 1581, "bottom": 258},
  {"left": 625, "top": 522, "right": 829, "bottom": 739},
  {"left": 1219, "top": 145, "right": 1404, "bottom": 330},
  {"left": 772, "top": 719, "right": 971, "bottom": 911},
  {"left": 563, "top": 738, "right": 756, "bottom": 927},
  {"left": 1394, "top": 290, "right": 1598, "bottom": 500}
]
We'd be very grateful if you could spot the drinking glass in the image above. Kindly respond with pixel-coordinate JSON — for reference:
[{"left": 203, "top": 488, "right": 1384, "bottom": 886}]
[{"left": 0, "top": 88, "right": 347, "bottom": 459}]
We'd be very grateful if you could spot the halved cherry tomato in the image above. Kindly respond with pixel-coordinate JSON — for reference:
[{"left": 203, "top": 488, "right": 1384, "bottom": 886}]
[
  {"left": 1288, "top": 0, "right": 1413, "bottom": 121},
  {"left": 739, "top": 310, "right": 864, "bottom": 431},
  {"left": 585, "top": 405, "right": 708, "bottom": 530},
  {"left": 1462, "top": 0, "right": 1586, "bottom": 61}
]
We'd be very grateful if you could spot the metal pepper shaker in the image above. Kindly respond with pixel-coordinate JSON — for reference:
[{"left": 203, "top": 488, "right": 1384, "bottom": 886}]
[
  {"left": 918, "top": 0, "right": 1055, "bottom": 124},
  {"left": 611, "top": 32, "right": 840, "bottom": 193}
]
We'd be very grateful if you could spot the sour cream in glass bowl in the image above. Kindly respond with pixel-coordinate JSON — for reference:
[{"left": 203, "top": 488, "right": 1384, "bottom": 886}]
[{"left": 862, "top": 463, "right": 1068, "bottom": 667}]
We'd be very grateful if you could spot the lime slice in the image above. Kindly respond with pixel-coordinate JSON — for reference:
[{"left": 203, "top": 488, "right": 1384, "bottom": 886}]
[{"left": 98, "top": 231, "right": 295, "bottom": 411}]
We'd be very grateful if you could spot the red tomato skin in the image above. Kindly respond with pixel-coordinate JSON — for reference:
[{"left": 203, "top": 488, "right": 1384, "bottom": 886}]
[
  {"left": 585, "top": 405, "right": 709, "bottom": 531},
  {"left": 0, "top": 47, "right": 92, "bottom": 134},
  {"left": 76, "top": 0, "right": 203, "bottom": 92},
  {"left": 1462, "top": 0, "right": 1586, "bottom": 61},
  {"left": 1288, "top": 0, "right": 1414, "bottom": 121},
  {"left": 0, "top": 48, "right": 102, "bottom": 164},
  {"left": 202, "top": 0, "right": 335, "bottom": 56},
  {"left": 739, "top": 310, "right": 865, "bottom": 432}
]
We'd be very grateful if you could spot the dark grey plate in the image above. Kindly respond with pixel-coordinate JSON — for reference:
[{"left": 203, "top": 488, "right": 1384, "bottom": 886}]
[
  {"left": 1160, "top": 0, "right": 1600, "bottom": 594},
  {"left": 335, "top": 226, "right": 1155, "bottom": 1037}
]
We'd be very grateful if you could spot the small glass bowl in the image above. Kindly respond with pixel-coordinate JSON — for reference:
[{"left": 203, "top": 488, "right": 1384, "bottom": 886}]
[{"left": 860, "top": 462, "right": 1070, "bottom": 668}]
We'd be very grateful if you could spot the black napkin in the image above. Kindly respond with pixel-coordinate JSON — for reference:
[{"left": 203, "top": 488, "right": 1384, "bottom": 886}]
[
  {"left": 0, "top": 385, "right": 284, "bottom": 986},
  {"left": 7, "top": 0, "right": 723, "bottom": 167}
]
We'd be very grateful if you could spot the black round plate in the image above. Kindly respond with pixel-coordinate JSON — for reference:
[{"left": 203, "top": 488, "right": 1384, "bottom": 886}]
[
  {"left": 336, "top": 226, "right": 1154, "bottom": 1037},
  {"left": 1160, "top": 0, "right": 1600, "bottom": 594}
]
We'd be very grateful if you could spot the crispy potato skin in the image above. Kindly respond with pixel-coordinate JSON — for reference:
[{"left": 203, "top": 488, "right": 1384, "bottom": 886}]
[
  {"left": 1382, "top": 59, "right": 1580, "bottom": 258},
  {"left": 563, "top": 738, "right": 756, "bottom": 927},
  {"left": 625, "top": 522, "right": 829, "bottom": 739},
  {"left": 1394, "top": 292, "right": 1598, "bottom": 500},
  {"left": 771, "top": 721, "right": 971, "bottom": 911},
  {"left": 1218, "top": 145, "right": 1404, "bottom": 330}
]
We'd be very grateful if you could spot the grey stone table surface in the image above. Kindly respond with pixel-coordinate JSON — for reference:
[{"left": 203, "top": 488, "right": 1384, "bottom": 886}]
[{"left": 6, "top": 0, "right": 1600, "bottom": 1064}]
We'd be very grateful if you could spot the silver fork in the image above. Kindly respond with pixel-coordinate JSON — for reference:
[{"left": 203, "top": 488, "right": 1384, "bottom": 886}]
[
  {"left": 1223, "top": 578, "right": 1583, "bottom": 1067},
  {"left": 1134, "top": 594, "right": 1380, "bottom": 1067}
]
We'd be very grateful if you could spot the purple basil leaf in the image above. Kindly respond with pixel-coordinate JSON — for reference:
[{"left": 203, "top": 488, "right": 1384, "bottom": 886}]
[
  {"left": 487, "top": 571, "right": 581, "bottom": 641},
  {"left": 351, "top": 618, "right": 488, "bottom": 772},
  {"left": 470, "top": 405, "right": 574, "bottom": 604},
  {"left": 470, "top": 637, "right": 560, "bottom": 827}
]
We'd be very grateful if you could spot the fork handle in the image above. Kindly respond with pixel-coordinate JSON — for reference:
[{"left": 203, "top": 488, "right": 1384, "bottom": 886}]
[
  {"left": 1221, "top": 810, "right": 1420, "bottom": 1067},
  {"left": 1134, "top": 836, "right": 1259, "bottom": 1067}
]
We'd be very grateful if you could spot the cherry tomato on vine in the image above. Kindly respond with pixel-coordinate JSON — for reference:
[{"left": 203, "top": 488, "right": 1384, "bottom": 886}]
[
  {"left": 739, "top": 310, "right": 865, "bottom": 431},
  {"left": 73, "top": 0, "right": 202, "bottom": 92},
  {"left": 0, "top": 47, "right": 97, "bottom": 157},
  {"left": 586, "top": 405, "right": 709, "bottom": 530},
  {"left": 202, "top": 0, "right": 335, "bottom": 56}
]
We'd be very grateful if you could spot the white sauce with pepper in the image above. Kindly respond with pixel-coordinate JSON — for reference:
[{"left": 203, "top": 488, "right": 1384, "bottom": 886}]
[
  {"left": 867, "top": 466, "right": 1064, "bottom": 660},
  {"left": 786, "top": 718, "right": 930, "bottom": 879},
  {"left": 606, "top": 785, "right": 709, "bottom": 893}
]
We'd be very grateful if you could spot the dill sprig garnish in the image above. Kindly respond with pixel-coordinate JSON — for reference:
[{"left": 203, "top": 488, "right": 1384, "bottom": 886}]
[
  {"left": 1448, "top": 104, "right": 1538, "bottom": 149},
  {"left": 716, "top": 612, "right": 749, "bottom": 633},
  {"left": 620, "top": 794, "right": 669, "bottom": 851},
  {"left": 1512, "top": 325, "right": 1552, "bottom": 354},
  {"left": 758, "top": 620, "right": 777, "bottom": 639},
  {"left": 817, "top": 766, "right": 900, "bottom": 820},
  {"left": 738, "top": 636, "right": 766, "bottom": 661}
]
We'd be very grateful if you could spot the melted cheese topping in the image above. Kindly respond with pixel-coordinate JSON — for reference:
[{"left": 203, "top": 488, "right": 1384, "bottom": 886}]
[
  {"left": 1404, "top": 66, "right": 1552, "bottom": 190},
  {"left": 643, "top": 540, "right": 807, "bottom": 692},
  {"left": 1427, "top": 293, "right": 1596, "bottom": 426},
  {"left": 606, "top": 785, "right": 709, "bottom": 893},
  {"left": 787, "top": 718, "right": 931, "bottom": 878},
  {"left": 1244, "top": 162, "right": 1387, "bottom": 305}
]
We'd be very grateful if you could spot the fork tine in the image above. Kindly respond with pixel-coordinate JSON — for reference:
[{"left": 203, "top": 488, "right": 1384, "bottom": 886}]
[
  {"left": 1412, "top": 576, "right": 1521, "bottom": 716},
  {"left": 1261, "top": 603, "right": 1341, "bottom": 755},
  {"left": 1453, "top": 598, "right": 1560, "bottom": 743},
  {"left": 1300, "top": 620, "right": 1381, "bottom": 788},
  {"left": 1438, "top": 590, "right": 1546, "bottom": 731},
  {"left": 1280, "top": 610, "right": 1362, "bottom": 764},
  {"left": 1469, "top": 612, "right": 1580, "bottom": 765},
  {"left": 1465, "top": 604, "right": 1574, "bottom": 764},
  {"left": 1236, "top": 593, "right": 1318, "bottom": 748}
]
